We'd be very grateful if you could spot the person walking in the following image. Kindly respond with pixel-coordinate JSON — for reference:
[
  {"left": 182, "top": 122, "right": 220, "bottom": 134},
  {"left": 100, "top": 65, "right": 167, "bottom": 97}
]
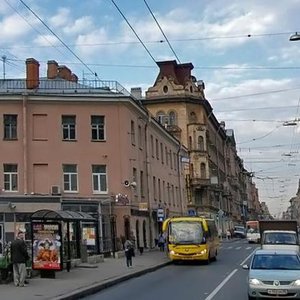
[
  {"left": 124, "top": 239, "right": 134, "bottom": 268},
  {"left": 158, "top": 233, "right": 165, "bottom": 252},
  {"left": 10, "top": 231, "right": 29, "bottom": 287}
]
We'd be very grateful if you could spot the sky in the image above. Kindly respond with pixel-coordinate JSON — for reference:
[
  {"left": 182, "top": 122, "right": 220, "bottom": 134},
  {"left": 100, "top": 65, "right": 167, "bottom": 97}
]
[{"left": 1, "top": 0, "right": 300, "bottom": 216}]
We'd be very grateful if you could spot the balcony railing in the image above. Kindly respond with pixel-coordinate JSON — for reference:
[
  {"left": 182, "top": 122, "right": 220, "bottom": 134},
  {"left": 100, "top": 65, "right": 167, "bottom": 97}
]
[{"left": 0, "top": 79, "right": 132, "bottom": 96}]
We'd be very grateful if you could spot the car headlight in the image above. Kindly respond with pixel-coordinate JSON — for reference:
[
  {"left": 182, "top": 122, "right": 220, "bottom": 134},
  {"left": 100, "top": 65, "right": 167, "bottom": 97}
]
[
  {"left": 249, "top": 278, "right": 260, "bottom": 285},
  {"left": 170, "top": 250, "right": 175, "bottom": 255},
  {"left": 200, "top": 249, "right": 207, "bottom": 254},
  {"left": 294, "top": 279, "right": 300, "bottom": 286}
]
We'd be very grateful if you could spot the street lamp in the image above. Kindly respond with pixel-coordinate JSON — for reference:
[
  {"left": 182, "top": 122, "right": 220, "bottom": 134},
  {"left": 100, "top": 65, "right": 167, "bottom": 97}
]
[{"left": 290, "top": 32, "right": 300, "bottom": 41}]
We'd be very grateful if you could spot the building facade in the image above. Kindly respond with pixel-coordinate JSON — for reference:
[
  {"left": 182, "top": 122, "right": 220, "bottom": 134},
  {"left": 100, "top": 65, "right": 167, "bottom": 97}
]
[
  {"left": 142, "top": 60, "right": 262, "bottom": 233},
  {"left": 0, "top": 58, "right": 187, "bottom": 256}
]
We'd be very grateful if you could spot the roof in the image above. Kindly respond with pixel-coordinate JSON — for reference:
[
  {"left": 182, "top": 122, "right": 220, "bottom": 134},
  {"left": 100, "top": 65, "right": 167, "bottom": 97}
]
[
  {"left": 30, "top": 209, "right": 96, "bottom": 222},
  {"left": 254, "top": 248, "right": 299, "bottom": 255},
  {"left": 0, "top": 78, "right": 131, "bottom": 96}
]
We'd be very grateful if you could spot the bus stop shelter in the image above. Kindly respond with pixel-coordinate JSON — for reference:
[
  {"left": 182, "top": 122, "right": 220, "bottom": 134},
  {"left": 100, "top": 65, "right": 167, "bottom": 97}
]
[{"left": 30, "top": 209, "right": 97, "bottom": 276}]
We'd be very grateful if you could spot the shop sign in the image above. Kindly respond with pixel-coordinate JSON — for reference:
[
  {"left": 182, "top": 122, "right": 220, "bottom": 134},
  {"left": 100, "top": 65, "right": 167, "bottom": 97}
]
[
  {"left": 32, "top": 222, "right": 62, "bottom": 271},
  {"left": 139, "top": 202, "right": 148, "bottom": 211},
  {"left": 157, "top": 208, "right": 164, "bottom": 222}
]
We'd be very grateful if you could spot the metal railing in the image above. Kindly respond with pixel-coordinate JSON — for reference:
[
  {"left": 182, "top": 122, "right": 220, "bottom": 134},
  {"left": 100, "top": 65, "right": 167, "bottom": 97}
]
[{"left": 0, "top": 79, "right": 131, "bottom": 96}]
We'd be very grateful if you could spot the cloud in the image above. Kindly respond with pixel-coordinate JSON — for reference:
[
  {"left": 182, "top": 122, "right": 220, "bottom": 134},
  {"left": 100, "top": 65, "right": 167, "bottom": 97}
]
[
  {"left": 63, "top": 16, "right": 95, "bottom": 35},
  {"left": 49, "top": 8, "right": 71, "bottom": 28},
  {"left": 0, "top": 13, "right": 32, "bottom": 41}
]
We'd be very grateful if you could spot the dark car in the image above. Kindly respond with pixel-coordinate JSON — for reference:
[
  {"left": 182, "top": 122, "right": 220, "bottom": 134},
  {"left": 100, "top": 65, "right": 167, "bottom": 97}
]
[{"left": 234, "top": 225, "right": 246, "bottom": 238}]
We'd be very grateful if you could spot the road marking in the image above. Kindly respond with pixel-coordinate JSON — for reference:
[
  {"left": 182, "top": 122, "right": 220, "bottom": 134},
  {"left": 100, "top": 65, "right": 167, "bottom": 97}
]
[
  {"left": 240, "top": 248, "right": 257, "bottom": 266},
  {"left": 227, "top": 246, "right": 233, "bottom": 249},
  {"left": 204, "top": 269, "right": 238, "bottom": 300},
  {"left": 246, "top": 247, "right": 252, "bottom": 250},
  {"left": 235, "top": 247, "right": 241, "bottom": 250}
]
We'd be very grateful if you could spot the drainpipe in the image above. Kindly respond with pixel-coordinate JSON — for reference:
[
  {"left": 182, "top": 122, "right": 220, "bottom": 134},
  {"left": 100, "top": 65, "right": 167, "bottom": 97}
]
[
  {"left": 22, "top": 93, "right": 28, "bottom": 194},
  {"left": 176, "top": 143, "right": 184, "bottom": 215},
  {"left": 144, "top": 113, "right": 153, "bottom": 248}
]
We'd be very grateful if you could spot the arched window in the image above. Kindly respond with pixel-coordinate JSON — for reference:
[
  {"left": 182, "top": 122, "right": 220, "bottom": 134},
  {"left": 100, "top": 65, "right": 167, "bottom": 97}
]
[
  {"left": 156, "top": 111, "right": 166, "bottom": 125},
  {"left": 197, "top": 136, "right": 204, "bottom": 151},
  {"left": 169, "top": 111, "right": 176, "bottom": 125},
  {"left": 200, "top": 163, "right": 206, "bottom": 178},
  {"left": 188, "top": 136, "right": 193, "bottom": 150}
]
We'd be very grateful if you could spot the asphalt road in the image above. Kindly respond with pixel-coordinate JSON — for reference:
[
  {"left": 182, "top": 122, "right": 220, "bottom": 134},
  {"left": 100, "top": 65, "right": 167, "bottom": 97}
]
[{"left": 84, "top": 239, "right": 258, "bottom": 300}]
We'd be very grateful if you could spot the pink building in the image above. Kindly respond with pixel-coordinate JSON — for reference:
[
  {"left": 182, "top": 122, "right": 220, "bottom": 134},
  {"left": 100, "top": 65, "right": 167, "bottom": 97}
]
[{"left": 0, "top": 58, "right": 187, "bottom": 256}]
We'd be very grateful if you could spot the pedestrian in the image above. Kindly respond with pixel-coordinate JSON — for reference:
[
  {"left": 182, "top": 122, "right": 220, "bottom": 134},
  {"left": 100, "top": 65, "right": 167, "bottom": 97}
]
[
  {"left": 10, "top": 231, "right": 29, "bottom": 287},
  {"left": 226, "top": 229, "right": 231, "bottom": 240},
  {"left": 124, "top": 239, "right": 134, "bottom": 268},
  {"left": 158, "top": 233, "right": 165, "bottom": 252}
]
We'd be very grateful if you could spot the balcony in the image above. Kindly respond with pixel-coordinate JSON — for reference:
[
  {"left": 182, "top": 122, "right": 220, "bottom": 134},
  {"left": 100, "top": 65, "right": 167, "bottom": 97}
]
[{"left": 190, "top": 177, "right": 211, "bottom": 186}]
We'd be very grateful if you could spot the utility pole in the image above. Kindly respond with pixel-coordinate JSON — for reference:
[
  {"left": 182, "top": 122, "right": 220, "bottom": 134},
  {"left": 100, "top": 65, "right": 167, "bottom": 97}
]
[{"left": 2, "top": 55, "right": 6, "bottom": 79}]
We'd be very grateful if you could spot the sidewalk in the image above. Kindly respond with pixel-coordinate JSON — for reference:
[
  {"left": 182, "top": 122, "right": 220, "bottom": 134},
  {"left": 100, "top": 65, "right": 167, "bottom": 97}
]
[{"left": 0, "top": 249, "right": 170, "bottom": 300}]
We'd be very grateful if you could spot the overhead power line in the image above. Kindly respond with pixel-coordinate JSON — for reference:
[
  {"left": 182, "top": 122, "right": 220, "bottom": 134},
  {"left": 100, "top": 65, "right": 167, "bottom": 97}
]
[
  {"left": 19, "top": 0, "right": 97, "bottom": 77},
  {"left": 143, "top": 0, "right": 181, "bottom": 63},
  {"left": 109, "top": 0, "right": 157, "bottom": 65}
]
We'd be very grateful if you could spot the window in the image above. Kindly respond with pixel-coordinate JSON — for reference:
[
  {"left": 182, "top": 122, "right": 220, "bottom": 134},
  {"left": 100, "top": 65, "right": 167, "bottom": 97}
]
[
  {"left": 173, "top": 152, "right": 177, "bottom": 170},
  {"left": 156, "top": 111, "right": 167, "bottom": 125},
  {"left": 158, "top": 178, "right": 161, "bottom": 202},
  {"left": 63, "top": 164, "right": 78, "bottom": 192},
  {"left": 156, "top": 139, "right": 159, "bottom": 159},
  {"left": 153, "top": 176, "right": 156, "bottom": 201},
  {"left": 140, "top": 170, "right": 144, "bottom": 197},
  {"left": 91, "top": 116, "right": 105, "bottom": 141},
  {"left": 62, "top": 116, "right": 76, "bottom": 140},
  {"left": 170, "top": 150, "right": 173, "bottom": 169},
  {"left": 4, "top": 115, "right": 17, "bottom": 140},
  {"left": 198, "top": 136, "right": 204, "bottom": 151},
  {"left": 133, "top": 168, "right": 137, "bottom": 184},
  {"left": 138, "top": 125, "right": 142, "bottom": 149},
  {"left": 200, "top": 163, "right": 206, "bottom": 178},
  {"left": 167, "top": 183, "right": 171, "bottom": 205},
  {"left": 4, "top": 164, "right": 18, "bottom": 191},
  {"left": 160, "top": 143, "right": 164, "bottom": 164},
  {"left": 162, "top": 180, "right": 165, "bottom": 203},
  {"left": 131, "top": 121, "right": 135, "bottom": 145},
  {"left": 150, "top": 135, "right": 154, "bottom": 157},
  {"left": 165, "top": 146, "right": 168, "bottom": 165},
  {"left": 92, "top": 165, "right": 107, "bottom": 193},
  {"left": 188, "top": 136, "right": 193, "bottom": 150},
  {"left": 169, "top": 111, "right": 176, "bottom": 126}
]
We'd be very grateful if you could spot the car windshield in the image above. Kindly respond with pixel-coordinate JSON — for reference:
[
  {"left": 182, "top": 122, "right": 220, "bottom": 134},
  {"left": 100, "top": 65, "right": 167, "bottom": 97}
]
[
  {"left": 234, "top": 226, "right": 245, "bottom": 232},
  {"left": 264, "top": 233, "right": 297, "bottom": 245},
  {"left": 252, "top": 254, "right": 300, "bottom": 270},
  {"left": 169, "top": 221, "right": 204, "bottom": 245}
]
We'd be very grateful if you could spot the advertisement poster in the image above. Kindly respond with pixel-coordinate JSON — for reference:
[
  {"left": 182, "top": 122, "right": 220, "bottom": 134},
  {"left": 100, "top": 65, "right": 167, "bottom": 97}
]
[
  {"left": 32, "top": 222, "right": 62, "bottom": 270},
  {"left": 82, "top": 227, "right": 96, "bottom": 246}
]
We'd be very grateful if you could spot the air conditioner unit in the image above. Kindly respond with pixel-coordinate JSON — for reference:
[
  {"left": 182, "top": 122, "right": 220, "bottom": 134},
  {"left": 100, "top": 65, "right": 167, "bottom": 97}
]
[{"left": 51, "top": 185, "right": 61, "bottom": 195}]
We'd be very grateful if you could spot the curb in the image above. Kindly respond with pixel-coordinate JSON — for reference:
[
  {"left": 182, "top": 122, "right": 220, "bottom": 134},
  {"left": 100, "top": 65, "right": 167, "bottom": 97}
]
[{"left": 52, "top": 261, "right": 172, "bottom": 300}]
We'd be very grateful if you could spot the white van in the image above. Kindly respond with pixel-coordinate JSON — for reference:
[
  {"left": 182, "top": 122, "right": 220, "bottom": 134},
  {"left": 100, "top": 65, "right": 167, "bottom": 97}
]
[{"left": 261, "top": 230, "right": 300, "bottom": 252}]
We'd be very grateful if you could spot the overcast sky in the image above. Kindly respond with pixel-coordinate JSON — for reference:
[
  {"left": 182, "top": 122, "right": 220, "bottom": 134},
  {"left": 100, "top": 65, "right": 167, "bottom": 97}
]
[{"left": 1, "top": 0, "right": 300, "bottom": 216}]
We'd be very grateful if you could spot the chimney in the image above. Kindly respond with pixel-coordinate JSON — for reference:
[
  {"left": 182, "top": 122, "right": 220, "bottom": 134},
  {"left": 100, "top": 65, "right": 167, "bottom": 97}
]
[
  {"left": 131, "top": 87, "right": 142, "bottom": 100},
  {"left": 58, "top": 65, "right": 72, "bottom": 81},
  {"left": 70, "top": 73, "right": 78, "bottom": 83},
  {"left": 47, "top": 60, "right": 58, "bottom": 79},
  {"left": 155, "top": 60, "right": 178, "bottom": 85},
  {"left": 176, "top": 63, "right": 194, "bottom": 85},
  {"left": 26, "top": 58, "right": 39, "bottom": 89}
]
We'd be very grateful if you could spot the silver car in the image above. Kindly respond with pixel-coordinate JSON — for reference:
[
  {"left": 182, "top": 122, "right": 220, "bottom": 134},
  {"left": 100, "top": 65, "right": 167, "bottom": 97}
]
[{"left": 243, "top": 249, "right": 300, "bottom": 299}]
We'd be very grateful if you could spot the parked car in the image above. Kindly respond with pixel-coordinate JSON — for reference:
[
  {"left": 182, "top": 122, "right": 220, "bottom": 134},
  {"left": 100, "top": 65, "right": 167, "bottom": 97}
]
[
  {"left": 233, "top": 225, "right": 246, "bottom": 238},
  {"left": 243, "top": 249, "right": 300, "bottom": 299}
]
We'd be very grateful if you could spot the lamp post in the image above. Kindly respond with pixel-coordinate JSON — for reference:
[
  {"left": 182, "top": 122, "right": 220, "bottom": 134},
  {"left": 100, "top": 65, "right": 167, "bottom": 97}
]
[{"left": 290, "top": 32, "right": 300, "bottom": 41}]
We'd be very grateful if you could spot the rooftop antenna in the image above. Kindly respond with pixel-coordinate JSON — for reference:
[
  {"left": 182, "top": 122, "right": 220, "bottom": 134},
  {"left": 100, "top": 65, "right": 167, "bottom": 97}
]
[{"left": 2, "top": 55, "right": 6, "bottom": 79}]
